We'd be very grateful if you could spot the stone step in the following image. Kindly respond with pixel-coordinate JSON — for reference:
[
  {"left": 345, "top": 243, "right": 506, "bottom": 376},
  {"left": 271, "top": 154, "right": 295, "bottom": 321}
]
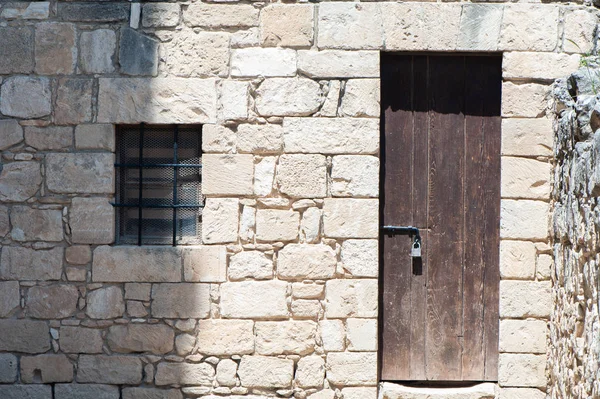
[{"left": 380, "top": 382, "right": 497, "bottom": 399}]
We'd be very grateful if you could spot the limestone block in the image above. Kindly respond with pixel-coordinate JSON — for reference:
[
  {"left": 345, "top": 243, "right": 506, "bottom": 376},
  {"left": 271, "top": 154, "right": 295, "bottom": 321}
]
[
  {"left": 503, "top": 52, "right": 580, "bottom": 81},
  {"left": 183, "top": 246, "right": 227, "bottom": 282},
  {"left": 35, "top": 23, "right": 76, "bottom": 74},
  {"left": 92, "top": 246, "right": 181, "bottom": 282},
  {"left": 75, "top": 124, "right": 115, "bottom": 151},
  {"left": 231, "top": 48, "right": 296, "bottom": 77},
  {"left": 232, "top": 28, "right": 260, "bottom": 48},
  {"left": 202, "top": 198, "right": 240, "bottom": 244},
  {"left": 0, "top": 281, "right": 19, "bottom": 317},
  {"left": 323, "top": 198, "right": 378, "bottom": 238},
  {"left": 80, "top": 29, "right": 116, "bottom": 73},
  {"left": 255, "top": 156, "right": 276, "bottom": 196},
  {"left": 499, "top": 240, "right": 536, "bottom": 279},
  {"left": 283, "top": 118, "right": 379, "bottom": 154},
  {"left": 0, "top": 206, "right": 8, "bottom": 238},
  {"left": 499, "top": 280, "right": 552, "bottom": 318},
  {"left": 347, "top": 318, "right": 377, "bottom": 351},
  {"left": 186, "top": 4, "right": 259, "bottom": 28},
  {"left": 202, "top": 125, "right": 235, "bottom": 153},
  {"left": 0, "top": 27, "right": 34, "bottom": 74},
  {"left": 55, "top": 384, "right": 120, "bottom": 399},
  {"left": 216, "top": 359, "right": 238, "bottom": 387},
  {"left": 155, "top": 362, "right": 214, "bottom": 386},
  {"left": 501, "top": 118, "right": 553, "bottom": 157},
  {"left": 499, "top": 388, "right": 545, "bottom": 399},
  {"left": 24, "top": 126, "right": 72, "bottom": 151},
  {"left": 499, "top": 319, "right": 546, "bottom": 354},
  {"left": 142, "top": 4, "right": 180, "bottom": 27},
  {"left": 342, "top": 387, "right": 378, "bottom": 399},
  {"left": 341, "top": 239, "right": 378, "bottom": 277},
  {"left": 293, "top": 283, "right": 324, "bottom": 299},
  {"left": 229, "top": 251, "right": 273, "bottom": 280},
  {"left": 221, "top": 80, "right": 249, "bottom": 121},
  {"left": 60, "top": 327, "right": 103, "bottom": 353},
  {"left": 196, "top": 319, "right": 255, "bottom": 355},
  {"left": 11, "top": 206, "right": 62, "bottom": 242},
  {"left": 162, "top": 31, "right": 229, "bottom": 78},
  {"left": 498, "top": 353, "right": 546, "bottom": 388},
  {"left": 326, "top": 352, "right": 377, "bottom": 385},
  {"left": 255, "top": 209, "right": 299, "bottom": 242},
  {"left": 55, "top": 78, "right": 93, "bottom": 124},
  {"left": 0, "top": 120, "right": 23, "bottom": 150},
  {"left": 536, "top": 254, "right": 552, "bottom": 280},
  {"left": 0, "top": 320, "right": 50, "bottom": 353},
  {"left": 331, "top": 155, "right": 379, "bottom": 197},
  {"left": 151, "top": 283, "right": 210, "bottom": 318},
  {"left": 98, "top": 78, "right": 217, "bottom": 124},
  {"left": 58, "top": 3, "right": 129, "bottom": 22},
  {"left": 296, "top": 355, "right": 325, "bottom": 388},
  {"left": 319, "top": 319, "right": 345, "bottom": 351},
  {"left": 0, "top": 76, "right": 51, "bottom": 118},
  {"left": 457, "top": 4, "right": 503, "bottom": 51},
  {"left": 86, "top": 286, "right": 125, "bottom": 319},
  {"left": 292, "top": 299, "right": 321, "bottom": 318},
  {"left": 240, "top": 205, "right": 256, "bottom": 241},
  {"left": 0, "top": 354, "right": 18, "bottom": 383},
  {"left": 77, "top": 355, "right": 142, "bottom": 385},
  {"left": 256, "top": 78, "right": 322, "bottom": 117},
  {"left": 46, "top": 153, "right": 114, "bottom": 194},
  {"left": 380, "top": 383, "right": 497, "bottom": 398},
  {"left": 277, "top": 154, "right": 327, "bottom": 198},
  {"left": 301, "top": 207, "right": 321, "bottom": 243},
  {"left": 123, "top": 388, "right": 183, "bottom": 399},
  {"left": 500, "top": 200, "right": 549, "bottom": 240},
  {"left": 127, "top": 301, "right": 147, "bottom": 318},
  {"left": 255, "top": 321, "right": 316, "bottom": 355},
  {"left": 318, "top": 3, "right": 383, "bottom": 50},
  {"left": 501, "top": 157, "right": 551, "bottom": 200},
  {"left": 238, "top": 356, "right": 294, "bottom": 388},
  {"left": 381, "top": 3, "right": 461, "bottom": 51},
  {"left": 340, "top": 79, "right": 380, "bottom": 118},
  {"left": 202, "top": 154, "right": 253, "bottom": 195},
  {"left": 221, "top": 280, "right": 289, "bottom": 319},
  {"left": 261, "top": 4, "right": 313, "bottom": 47},
  {"left": 0, "top": 247, "right": 63, "bottom": 281},
  {"left": 125, "top": 283, "right": 151, "bottom": 301},
  {"left": 325, "top": 279, "right": 378, "bottom": 318},
  {"left": 501, "top": 82, "right": 549, "bottom": 118},
  {"left": 237, "top": 124, "right": 283, "bottom": 153},
  {"left": 564, "top": 9, "right": 598, "bottom": 54},
  {"left": 278, "top": 244, "right": 337, "bottom": 280},
  {"left": 119, "top": 28, "right": 159, "bottom": 76},
  {"left": 27, "top": 285, "right": 79, "bottom": 319},
  {"left": 107, "top": 324, "right": 173, "bottom": 354},
  {"left": 499, "top": 4, "right": 558, "bottom": 51},
  {"left": 2, "top": 2, "right": 49, "bottom": 20},
  {"left": 298, "top": 50, "right": 379, "bottom": 78},
  {"left": 70, "top": 198, "right": 114, "bottom": 244},
  {"left": 0, "top": 161, "right": 42, "bottom": 202},
  {"left": 0, "top": 386, "right": 52, "bottom": 399},
  {"left": 308, "top": 390, "right": 335, "bottom": 399},
  {"left": 21, "top": 354, "right": 73, "bottom": 383}
]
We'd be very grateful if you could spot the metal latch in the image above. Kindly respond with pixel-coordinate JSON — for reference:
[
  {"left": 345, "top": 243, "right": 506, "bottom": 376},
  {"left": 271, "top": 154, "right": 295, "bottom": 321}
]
[{"left": 381, "top": 225, "right": 422, "bottom": 258}]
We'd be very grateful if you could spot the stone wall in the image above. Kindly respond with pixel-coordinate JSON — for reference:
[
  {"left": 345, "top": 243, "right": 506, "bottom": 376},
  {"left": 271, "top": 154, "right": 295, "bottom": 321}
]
[
  {"left": 0, "top": 1, "right": 597, "bottom": 398},
  {"left": 550, "top": 61, "right": 600, "bottom": 398}
]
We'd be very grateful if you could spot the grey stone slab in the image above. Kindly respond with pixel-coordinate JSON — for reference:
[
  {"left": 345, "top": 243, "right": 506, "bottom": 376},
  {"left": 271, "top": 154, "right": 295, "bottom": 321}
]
[
  {"left": 0, "top": 27, "right": 34, "bottom": 74},
  {"left": 0, "top": 354, "right": 18, "bottom": 383},
  {"left": 457, "top": 4, "right": 503, "bottom": 51},
  {"left": 58, "top": 3, "right": 129, "bottom": 22},
  {"left": 0, "top": 320, "right": 50, "bottom": 353},
  {"left": 0, "top": 76, "right": 51, "bottom": 119},
  {"left": 0, "top": 385, "right": 52, "bottom": 399},
  {"left": 54, "top": 384, "right": 120, "bottom": 399},
  {"left": 119, "top": 28, "right": 159, "bottom": 76}
]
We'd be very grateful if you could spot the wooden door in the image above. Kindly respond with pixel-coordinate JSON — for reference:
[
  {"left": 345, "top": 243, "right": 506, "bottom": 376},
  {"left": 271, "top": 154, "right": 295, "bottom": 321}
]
[{"left": 380, "top": 54, "right": 501, "bottom": 382}]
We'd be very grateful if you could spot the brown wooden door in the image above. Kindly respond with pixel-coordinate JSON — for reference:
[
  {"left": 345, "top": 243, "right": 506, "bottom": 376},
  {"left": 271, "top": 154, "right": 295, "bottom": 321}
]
[{"left": 380, "top": 54, "right": 501, "bottom": 382}]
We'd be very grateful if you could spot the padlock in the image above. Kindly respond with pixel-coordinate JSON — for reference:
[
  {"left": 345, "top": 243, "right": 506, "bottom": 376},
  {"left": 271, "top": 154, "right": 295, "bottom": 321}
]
[{"left": 411, "top": 237, "right": 422, "bottom": 258}]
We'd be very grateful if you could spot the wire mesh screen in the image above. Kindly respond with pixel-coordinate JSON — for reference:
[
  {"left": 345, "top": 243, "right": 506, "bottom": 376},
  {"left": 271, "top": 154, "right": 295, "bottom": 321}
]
[{"left": 115, "top": 124, "right": 203, "bottom": 246}]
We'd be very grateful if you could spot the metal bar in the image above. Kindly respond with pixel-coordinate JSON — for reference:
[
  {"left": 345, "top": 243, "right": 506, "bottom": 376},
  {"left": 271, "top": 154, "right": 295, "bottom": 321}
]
[
  {"left": 137, "top": 123, "right": 144, "bottom": 246},
  {"left": 381, "top": 225, "right": 420, "bottom": 237},
  {"left": 114, "top": 163, "right": 202, "bottom": 168},
  {"left": 111, "top": 203, "right": 203, "bottom": 209},
  {"left": 172, "top": 125, "right": 179, "bottom": 247}
]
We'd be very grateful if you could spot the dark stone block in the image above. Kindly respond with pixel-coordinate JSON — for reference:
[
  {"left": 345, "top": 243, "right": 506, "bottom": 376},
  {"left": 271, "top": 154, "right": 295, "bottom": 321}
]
[
  {"left": 0, "top": 27, "right": 34, "bottom": 74},
  {"left": 119, "top": 28, "right": 159, "bottom": 76},
  {"left": 58, "top": 3, "right": 130, "bottom": 22}
]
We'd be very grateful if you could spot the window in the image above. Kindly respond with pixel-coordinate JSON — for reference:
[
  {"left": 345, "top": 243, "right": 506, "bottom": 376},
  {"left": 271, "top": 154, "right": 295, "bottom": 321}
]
[{"left": 114, "top": 124, "right": 203, "bottom": 246}]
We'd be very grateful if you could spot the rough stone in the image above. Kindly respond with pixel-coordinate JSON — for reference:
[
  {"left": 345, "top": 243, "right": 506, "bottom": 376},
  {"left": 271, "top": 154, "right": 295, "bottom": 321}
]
[
  {"left": 70, "top": 198, "right": 114, "bottom": 244},
  {"left": 319, "top": 319, "right": 345, "bottom": 351},
  {"left": 298, "top": 50, "right": 379, "bottom": 78},
  {"left": 331, "top": 155, "right": 379, "bottom": 197},
  {"left": 11, "top": 206, "right": 62, "bottom": 242},
  {"left": 340, "top": 79, "right": 380, "bottom": 117},
  {"left": 293, "top": 283, "right": 324, "bottom": 299},
  {"left": 342, "top": 387, "right": 378, "bottom": 399},
  {"left": 183, "top": 246, "right": 227, "bottom": 283},
  {"left": 119, "top": 28, "right": 159, "bottom": 76},
  {"left": 499, "top": 280, "right": 552, "bottom": 318},
  {"left": 0, "top": 247, "right": 62, "bottom": 280},
  {"left": 499, "top": 4, "right": 559, "bottom": 51},
  {"left": 126, "top": 301, "right": 147, "bottom": 318},
  {"left": 564, "top": 9, "right": 598, "bottom": 53},
  {"left": 0, "top": 354, "right": 18, "bottom": 383},
  {"left": 186, "top": 4, "right": 259, "bottom": 28},
  {"left": 341, "top": 239, "right": 378, "bottom": 277},
  {"left": 277, "top": 154, "right": 327, "bottom": 198},
  {"left": 498, "top": 354, "right": 546, "bottom": 388},
  {"left": 292, "top": 299, "right": 321, "bottom": 318},
  {"left": 502, "top": 82, "right": 549, "bottom": 118},
  {"left": 79, "top": 29, "right": 116, "bottom": 74},
  {"left": 35, "top": 23, "right": 76, "bottom": 74},
  {"left": 323, "top": 198, "right": 378, "bottom": 238},
  {"left": 380, "top": 383, "right": 496, "bottom": 399},
  {"left": 202, "top": 154, "right": 253, "bottom": 195},
  {"left": 318, "top": 3, "right": 382, "bottom": 50},
  {"left": 0, "top": 281, "right": 19, "bottom": 318},
  {"left": 221, "top": 80, "right": 249, "bottom": 120},
  {"left": 221, "top": 280, "right": 289, "bottom": 319},
  {"left": 92, "top": 246, "right": 181, "bottom": 282},
  {"left": 155, "top": 362, "right": 215, "bottom": 386},
  {"left": 232, "top": 28, "right": 260, "bottom": 48},
  {"left": 231, "top": 48, "right": 296, "bottom": 77},
  {"left": 499, "top": 388, "right": 545, "bottom": 399},
  {"left": 107, "top": 324, "right": 174, "bottom": 354},
  {"left": 229, "top": 251, "right": 273, "bottom": 280},
  {"left": 142, "top": 4, "right": 180, "bottom": 27},
  {"left": 24, "top": 126, "right": 72, "bottom": 151},
  {"left": 55, "top": 78, "right": 93, "bottom": 125},
  {"left": 0, "top": 120, "right": 23, "bottom": 150},
  {"left": 277, "top": 244, "right": 337, "bottom": 280},
  {"left": 499, "top": 319, "right": 547, "bottom": 354},
  {"left": 255, "top": 209, "right": 300, "bottom": 241},
  {"left": 123, "top": 388, "right": 183, "bottom": 399},
  {"left": 256, "top": 78, "right": 323, "bottom": 117},
  {"left": 239, "top": 205, "right": 256, "bottom": 241},
  {"left": 326, "top": 352, "right": 377, "bottom": 385},
  {"left": 0, "top": 162, "right": 41, "bottom": 202},
  {"left": 500, "top": 200, "right": 549, "bottom": 240},
  {"left": 20, "top": 354, "right": 73, "bottom": 383},
  {"left": 46, "top": 153, "right": 114, "bottom": 194},
  {"left": 54, "top": 385, "right": 120, "bottom": 399},
  {"left": 261, "top": 4, "right": 313, "bottom": 47},
  {"left": 325, "top": 279, "right": 378, "bottom": 318},
  {"left": 58, "top": 3, "right": 129, "bottom": 22},
  {"left": 502, "top": 118, "right": 553, "bottom": 157},
  {"left": 86, "top": 286, "right": 125, "bottom": 319},
  {"left": 162, "top": 31, "right": 229, "bottom": 78},
  {"left": 0, "top": 385, "right": 52, "bottom": 398},
  {"left": 536, "top": 254, "right": 552, "bottom": 280},
  {"left": 301, "top": 207, "right": 321, "bottom": 243},
  {"left": 196, "top": 319, "right": 255, "bottom": 355},
  {"left": 77, "top": 355, "right": 142, "bottom": 385},
  {"left": 0, "top": 27, "right": 34, "bottom": 74},
  {"left": 202, "top": 198, "right": 240, "bottom": 244},
  {"left": 0, "top": 76, "right": 51, "bottom": 118},
  {"left": 60, "top": 327, "right": 103, "bottom": 354},
  {"left": 457, "top": 4, "right": 503, "bottom": 51},
  {"left": 237, "top": 124, "right": 283, "bottom": 153},
  {"left": 501, "top": 157, "right": 551, "bottom": 200},
  {"left": 254, "top": 157, "right": 277, "bottom": 196},
  {"left": 27, "top": 285, "right": 79, "bottom": 319},
  {"left": 295, "top": 355, "right": 325, "bottom": 388},
  {"left": 0, "top": 320, "right": 50, "bottom": 353},
  {"left": 238, "top": 356, "right": 294, "bottom": 388},
  {"left": 2, "top": 3, "right": 49, "bottom": 20},
  {"left": 125, "top": 283, "right": 151, "bottom": 301},
  {"left": 503, "top": 52, "right": 581, "bottom": 80},
  {"left": 202, "top": 125, "right": 235, "bottom": 153},
  {"left": 499, "top": 240, "right": 536, "bottom": 280},
  {"left": 216, "top": 359, "right": 238, "bottom": 387},
  {"left": 152, "top": 283, "right": 210, "bottom": 318},
  {"left": 255, "top": 321, "right": 316, "bottom": 355},
  {"left": 347, "top": 318, "right": 377, "bottom": 351}
]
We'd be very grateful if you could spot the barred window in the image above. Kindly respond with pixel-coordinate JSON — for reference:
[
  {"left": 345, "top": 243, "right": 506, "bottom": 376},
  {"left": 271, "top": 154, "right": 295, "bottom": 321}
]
[{"left": 114, "top": 124, "right": 203, "bottom": 246}]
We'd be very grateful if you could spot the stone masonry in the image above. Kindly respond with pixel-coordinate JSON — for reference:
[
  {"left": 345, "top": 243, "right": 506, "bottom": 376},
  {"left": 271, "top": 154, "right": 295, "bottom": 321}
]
[{"left": 0, "top": 1, "right": 597, "bottom": 399}]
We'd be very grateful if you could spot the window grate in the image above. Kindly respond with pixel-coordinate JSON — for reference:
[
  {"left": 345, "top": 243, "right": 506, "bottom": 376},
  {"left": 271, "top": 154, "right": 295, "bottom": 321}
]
[{"left": 114, "top": 124, "right": 203, "bottom": 246}]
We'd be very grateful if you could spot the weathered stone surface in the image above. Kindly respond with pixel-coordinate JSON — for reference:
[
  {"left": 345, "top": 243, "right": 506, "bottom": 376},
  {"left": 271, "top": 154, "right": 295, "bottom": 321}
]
[
  {"left": 296, "top": 355, "right": 325, "bottom": 388},
  {"left": 231, "top": 48, "right": 296, "bottom": 77},
  {"left": 293, "top": 283, "right": 324, "bottom": 299},
  {"left": 318, "top": 3, "right": 382, "bottom": 50},
  {"left": 326, "top": 352, "right": 377, "bottom": 385},
  {"left": 238, "top": 356, "right": 294, "bottom": 388},
  {"left": 323, "top": 198, "right": 378, "bottom": 238},
  {"left": 119, "top": 28, "right": 159, "bottom": 76},
  {"left": 98, "top": 78, "right": 217, "bottom": 124},
  {"left": 183, "top": 246, "right": 227, "bottom": 282},
  {"left": 55, "top": 78, "right": 93, "bottom": 125},
  {"left": 340, "top": 79, "right": 380, "bottom": 117},
  {"left": 502, "top": 82, "right": 549, "bottom": 118},
  {"left": 221, "top": 80, "right": 248, "bottom": 120},
  {"left": 46, "top": 153, "right": 114, "bottom": 194},
  {"left": 499, "top": 319, "right": 547, "bottom": 354},
  {"left": 79, "top": 29, "right": 116, "bottom": 74},
  {"left": 60, "top": 327, "right": 103, "bottom": 354},
  {"left": 499, "top": 240, "right": 536, "bottom": 280},
  {"left": 347, "top": 318, "right": 377, "bottom": 351},
  {"left": 24, "top": 126, "right": 72, "bottom": 151},
  {"left": 325, "top": 279, "right": 377, "bottom": 318},
  {"left": 92, "top": 246, "right": 182, "bottom": 282},
  {"left": 86, "top": 286, "right": 125, "bottom": 319},
  {"left": 292, "top": 299, "right": 321, "bottom": 318},
  {"left": 125, "top": 283, "right": 151, "bottom": 301},
  {"left": 331, "top": 155, "right": 379, "bottom": 197},
  {"left": 77, "top": 355, "right": 142, "bottom": 385},
  {"left": 0, "top": 161, "right": 41, "bottom": 202},
  {"left": 380, "top": 383, "right": 496, "bottom": 399},
  {"left": 70, "top": 197, "right": 114, "bottom": 244},
  {"left": 341, "top": 239, "right": 378, "bottom": 277},
  {"left": 256, "top": 78, "right": 322, "bottom": 117},
  {"left": 237, "top": 124, "right": 283, "bottom": 153},
  {"left": 239, "top": 205, "right": 256, "bottom": 242},
  {"left": 277, "top": 154, "right": 327, "bottom": 198},
  {"left": 202, "top": 154, "right": 253, "bottom": 195},
  {"left": 155, "top": 362, "right": 215, "bottom": 386},
  {"left": 0, "top": 385, "right": 52, "bottom": 399},
  {"left": 278, "top": 244, "right": 336, "bottom": 280},
  {"left": 0, "top": 120, "right": 23, "bottom": 150},
  {"left": 301, "top": 207, "right": 321, "bottom": 244},
  {"left": 255, "top": 209, "right": 299, "bottom": 241},
  {"left": 187, "top": 4, "right": 258, "bottom": 28},
  {"left": 499, "top": 280, "right": 552, "bottom": 318},
  {"left": 0, "top": 247, "right": 62, "bottom": 281},
  {"left": 298, "top": 50, "right": 379, "bottom": 78},
  {"left": 35, "top": 23, "right": 76, "bottom": 74},
  {"left": 107, "top": 324, "right": 174, "bottom": 354},
  {"left": 27, "top": 285, "right": 78, "bottom": 319},
  {"left": 503, "top": 52, "right": 581, "bottom": 80},
  {"left": 501, "top": 157, "right": 551, "bottom": 200},
  {"left": 221, "top": 280, "right": 289, "bottom": 319},
  {"left": 2, "top": 2, "right": 49, "bottom": 20},
  {"left": 0, "top": 281, "right": 19, "bottom": 318},
  {"left": 308, "top": 390, "right": 335, "bottom": 399},
  {"left": 536, "top": 254, "right": 552, "bottom": 280},
  {"left": 232, "top": 28, "right": 260, "bottom": 48},
  {"left": 21, "top": 354, "right": 73, "bottom": 383},
  {"left": 0, "top": 320, "right": 50, "bottom": 353},
  {"left": 283, "top": 118, "right": 378, "bottom": 154},
  {"left": 0, "top": 27, "right": 33, "bottom": 74},
  {"left": 0, "top": 354, "right": 18, "bottom": 383},
  {"left": 127, "top": 301, "right": 147, "bottom": 318},
  {"left": 202, "top": 125, "right": 235, "bottom": 153},
  {"left": 123, "top": 388, "right": 183, "bottom": 399},
  {"left": 196, "top": 319, "right": 254, "bottom": 355},
  {"left": 499, "top": 388, "right": 545, "bottom": 399},
  {"left": 256, "top": 321, "right": 316, "bottom": 355},
  {"left": 0, "top": 76, "right": 51, "bottom": 118},
  {"left": 152, "top": 283, "right": 210, "bottom": 318},
  {"left": 142, "top": 4, "right": 180, "bottom": 28},
  {"left": 229, "top": 251, "right": 273, "bottom": 280},
  {"left": 11, "top": 206, "right": 62, "bottom": 242},
  {"left": 342, "top": 387, "right": 378, "bottom": 399},
  {"left": 500, "top": 200, "right": 549, "bottom": 240},
  {"left": 202, "top": 198, "right": 239, "bottom": 244},
  {"left": 163, "top": 31, "right": 229, "bottom": 78},
  {"left": 255, "top": 156, "right": 276, "bottom": 196},
  {"left": 457, "top": 4, "right": 503, "bottom": 51},
  {"left": 54, "top": 384, "right": 120, "bottom": 399},
  {"left": 261, "top": 4, "right": 313, "bottom": 47},
  {"left": 58, "top": 3, "right": 129, "bottom": 22},
  {"left": 320, "top": 319, "right": 345, "bottom": 351},
  {"left": 502, "top": 118, "right": 553, "bottom": 157},
  {"left": 216, "top": 359, "right": 238, "bottom": 387},
  {"left": 564, "top": 9, "right": 598, "bottom": 54},
  {"left": 499, "top": 4, "right": 559, "bottom": 51},
  {"left": 498, "top": 354, "right": 546, "bottom": 388},
  {"left": 0, "top": 206, "right": 8, "bottom": 238}
]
